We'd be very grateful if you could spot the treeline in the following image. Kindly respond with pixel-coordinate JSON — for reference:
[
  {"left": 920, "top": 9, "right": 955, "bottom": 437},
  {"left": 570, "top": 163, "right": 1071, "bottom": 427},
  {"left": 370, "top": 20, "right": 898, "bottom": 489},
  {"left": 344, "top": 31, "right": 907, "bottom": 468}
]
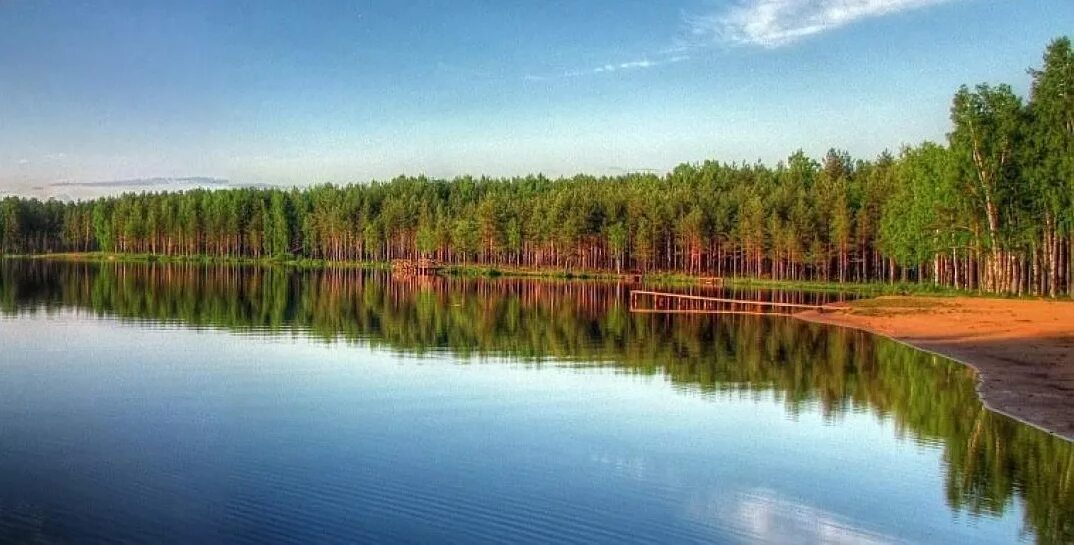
[{"left": 1, "top": 38, "right": 1071, "bottom": 296}]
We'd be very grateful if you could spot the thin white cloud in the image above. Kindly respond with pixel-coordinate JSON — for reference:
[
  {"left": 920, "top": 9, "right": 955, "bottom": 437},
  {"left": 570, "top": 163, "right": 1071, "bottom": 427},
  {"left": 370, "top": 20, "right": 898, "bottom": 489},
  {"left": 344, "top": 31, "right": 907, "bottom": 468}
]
[
  {"left": 530, "top": 0, "right": 953, "bottom": 80},
  {"left": 691, "top": 0, "right": 956, "bottom": 48},
  {"left": 527, "top": 55, "right": 690, "bottom": 81},
  {"left": 49, "top": 176, "right": 234, "bottom": 189}
]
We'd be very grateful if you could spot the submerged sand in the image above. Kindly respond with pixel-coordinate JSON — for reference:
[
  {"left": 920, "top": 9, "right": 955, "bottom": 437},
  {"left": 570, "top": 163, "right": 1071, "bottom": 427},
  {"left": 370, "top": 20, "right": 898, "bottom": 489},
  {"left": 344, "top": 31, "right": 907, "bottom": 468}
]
[{"left": 797, "top": 296, "right": 1074, "bottom": 441}]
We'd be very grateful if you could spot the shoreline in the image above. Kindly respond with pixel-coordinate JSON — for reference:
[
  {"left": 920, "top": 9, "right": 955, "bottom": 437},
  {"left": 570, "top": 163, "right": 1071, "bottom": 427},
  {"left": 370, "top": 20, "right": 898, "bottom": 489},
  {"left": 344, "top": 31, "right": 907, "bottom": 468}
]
[
  {"left": 797, "top": 297, "right": 1074, "bottom": 442},
  {"left": 2, "top": 252, "right": 996, "bottom": 295}
]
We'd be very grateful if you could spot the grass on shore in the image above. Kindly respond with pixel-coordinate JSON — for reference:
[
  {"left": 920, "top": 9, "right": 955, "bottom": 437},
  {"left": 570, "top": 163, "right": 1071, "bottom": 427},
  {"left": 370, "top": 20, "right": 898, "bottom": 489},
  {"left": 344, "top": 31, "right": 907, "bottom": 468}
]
[
  {"left": 439, "top": 264, "right": 625, "bottom": 281},
  {"left": 719, "top": 277, "right": 981, "bottom": 297},
  {"left": 2, "top": 252, "right": 389, "bottom": 270}
]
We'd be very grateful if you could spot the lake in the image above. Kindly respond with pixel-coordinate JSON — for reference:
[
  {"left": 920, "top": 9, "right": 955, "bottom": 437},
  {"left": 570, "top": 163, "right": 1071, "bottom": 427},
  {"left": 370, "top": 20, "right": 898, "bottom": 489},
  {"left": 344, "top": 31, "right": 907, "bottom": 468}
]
[{"left": 0, "top": 260, "right": 1071, "bottom": 544}]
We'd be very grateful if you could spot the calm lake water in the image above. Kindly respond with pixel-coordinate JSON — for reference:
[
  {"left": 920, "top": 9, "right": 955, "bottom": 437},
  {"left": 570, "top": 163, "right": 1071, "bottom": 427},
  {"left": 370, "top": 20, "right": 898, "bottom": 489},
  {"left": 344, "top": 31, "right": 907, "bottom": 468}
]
[{"left": 1, "top": 260, "right": 1071, "bottom": 544}]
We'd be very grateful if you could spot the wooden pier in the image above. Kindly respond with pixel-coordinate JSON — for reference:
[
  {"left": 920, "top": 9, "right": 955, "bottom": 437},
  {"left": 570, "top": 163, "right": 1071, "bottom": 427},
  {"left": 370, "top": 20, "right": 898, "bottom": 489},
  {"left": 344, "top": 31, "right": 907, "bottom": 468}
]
[
  {"left": 391, "top": 259, "right": 444, "bottom": 276},
  {"left": 629, "top": 290, "right": 841, "bottom": 316}
]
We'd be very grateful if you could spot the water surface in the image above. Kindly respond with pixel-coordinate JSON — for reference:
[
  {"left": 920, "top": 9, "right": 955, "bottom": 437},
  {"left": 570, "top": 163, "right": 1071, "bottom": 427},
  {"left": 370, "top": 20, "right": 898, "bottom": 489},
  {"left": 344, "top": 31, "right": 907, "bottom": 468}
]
[{"left": 0, "top": 260, "right": 1071, "bottom": 544}]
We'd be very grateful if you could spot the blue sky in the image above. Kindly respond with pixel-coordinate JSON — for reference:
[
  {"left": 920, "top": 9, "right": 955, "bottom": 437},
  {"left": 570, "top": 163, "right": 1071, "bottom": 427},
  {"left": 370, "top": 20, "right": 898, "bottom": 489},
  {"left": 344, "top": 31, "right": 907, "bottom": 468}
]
[{"left": 1, "top": 0, "right": 1072, "bottom": 198}]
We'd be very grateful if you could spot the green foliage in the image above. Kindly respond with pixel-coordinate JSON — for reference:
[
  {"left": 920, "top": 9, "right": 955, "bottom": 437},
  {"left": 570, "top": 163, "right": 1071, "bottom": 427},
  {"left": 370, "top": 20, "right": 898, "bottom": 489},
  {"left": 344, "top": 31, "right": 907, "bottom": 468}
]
[
  {"left": 1024, "top": 39, "right": 1074, "bottom": 222},
  {"left": 880, "top": 143, "right": 958, "bottom": 265}
]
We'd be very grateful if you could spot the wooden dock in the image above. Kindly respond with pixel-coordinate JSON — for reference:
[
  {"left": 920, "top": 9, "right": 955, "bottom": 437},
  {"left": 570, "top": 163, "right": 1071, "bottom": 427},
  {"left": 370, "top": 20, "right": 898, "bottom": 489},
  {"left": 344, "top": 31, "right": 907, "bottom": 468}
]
[
  {"left": 629, "top": 290, "right": 840, "bottom": 316},
  {"left": 391, "top": 259, "right": 444, "bottom": 276}
]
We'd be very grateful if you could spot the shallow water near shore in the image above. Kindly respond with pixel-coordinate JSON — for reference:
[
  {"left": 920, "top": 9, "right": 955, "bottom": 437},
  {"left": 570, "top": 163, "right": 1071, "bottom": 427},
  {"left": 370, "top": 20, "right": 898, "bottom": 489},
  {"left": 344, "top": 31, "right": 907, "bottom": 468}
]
[{"left": 1, "top": 260, "right": 1072, "bottom": 544}]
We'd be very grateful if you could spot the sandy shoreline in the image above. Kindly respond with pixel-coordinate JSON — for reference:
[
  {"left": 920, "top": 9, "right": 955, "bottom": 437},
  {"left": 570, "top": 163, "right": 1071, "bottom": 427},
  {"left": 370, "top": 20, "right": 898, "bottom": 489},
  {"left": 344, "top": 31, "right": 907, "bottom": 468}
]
[{"left": 797, "top": 296, "right": 1074, "bottom": 441}]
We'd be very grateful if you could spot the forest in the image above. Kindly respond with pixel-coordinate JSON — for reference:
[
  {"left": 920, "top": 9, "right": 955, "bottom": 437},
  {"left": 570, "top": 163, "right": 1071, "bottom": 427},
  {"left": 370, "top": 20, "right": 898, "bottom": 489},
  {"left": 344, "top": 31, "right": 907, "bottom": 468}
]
[{"left": 1, "top": 37, "right": 1072, "bottom": 296}]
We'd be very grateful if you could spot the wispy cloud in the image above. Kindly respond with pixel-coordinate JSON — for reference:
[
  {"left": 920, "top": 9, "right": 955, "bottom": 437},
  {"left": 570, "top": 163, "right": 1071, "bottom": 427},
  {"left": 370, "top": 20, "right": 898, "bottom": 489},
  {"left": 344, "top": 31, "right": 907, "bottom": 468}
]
[
  {"left": 527, "top": 0, "right": 953, "bottom": 81},
  {"left": 608, "top": 166, "right": 664, "bottom": 174},
  {"left": 689, "top": 0, "right": 955, "bottom": 48},
  {"left": 50, "top": 176, "right": 234, "bottom": 189},
  {"left": 527, "top": 55, "right": 690, "bottom": 81}
]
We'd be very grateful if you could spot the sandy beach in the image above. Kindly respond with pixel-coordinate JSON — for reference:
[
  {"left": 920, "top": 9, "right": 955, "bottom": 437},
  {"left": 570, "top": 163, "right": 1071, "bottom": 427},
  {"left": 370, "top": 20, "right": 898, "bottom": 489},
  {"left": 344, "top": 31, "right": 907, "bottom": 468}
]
[{"left": 798, "top": 296, "right": 1074, "bottom": 441}]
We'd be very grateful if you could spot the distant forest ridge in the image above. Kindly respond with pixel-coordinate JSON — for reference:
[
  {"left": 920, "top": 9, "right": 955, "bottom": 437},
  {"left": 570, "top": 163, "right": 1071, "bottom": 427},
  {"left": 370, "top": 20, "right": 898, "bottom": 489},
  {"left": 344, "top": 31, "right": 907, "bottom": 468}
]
[{"left": 1, "top": 37, "right": 1072, "bottom": 296}]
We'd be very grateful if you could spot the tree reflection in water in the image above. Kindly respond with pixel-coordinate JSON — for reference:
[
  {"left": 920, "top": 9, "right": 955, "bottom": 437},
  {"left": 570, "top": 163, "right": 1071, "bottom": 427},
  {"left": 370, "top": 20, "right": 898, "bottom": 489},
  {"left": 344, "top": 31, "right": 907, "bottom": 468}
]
[{"left": 2, "top": 259, "right": 1072, "bottom": 544}]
